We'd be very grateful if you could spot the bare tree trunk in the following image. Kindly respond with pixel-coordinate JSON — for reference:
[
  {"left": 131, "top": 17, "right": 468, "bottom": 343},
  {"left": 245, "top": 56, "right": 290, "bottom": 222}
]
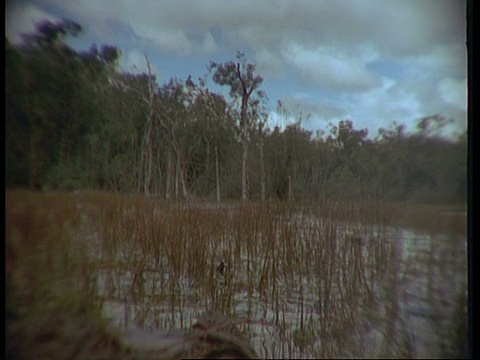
[
  {"left": 259, "top": 121, "right": 266, "bottom": 202},
  {"left": 241, "top": 135, "right": 249, "bottom": 201},
  {"left": 240, "top": 92, "right": 250, "bottom": 202},
  {"left": 138, "top": 150, "right": 144, "bottom": 192},
  {"left": 165, "top": 144, "right": 174, "bottom": 199},
  {"left": 180, "top": 169, "right": 189, "bottom": 200},
  {"left": 175, "top": 156, "right": 179, "bottom": 200},
  {"left": 288, "top": 175, "right": 295, "bottom": 202},
  {"left": 132, "top": 135, "right": 141, "bottom": 193},
  {"left": 170, "top": 141, "right": 189, "bottom": 201},
  {"left": 140, "top": 56, "right": 156, "bottom": 197},
  {"left": 173, "top": 145, "right": 189, "bottom": 200},
  {"left": 145, "top": 136, "right": 153, "bottom": 196},
  {"left": 215, "top": 141, "right": 221, "bottom": 202},
  {"left": 154, "top": 146, "right": 162, "bottom": 197}
]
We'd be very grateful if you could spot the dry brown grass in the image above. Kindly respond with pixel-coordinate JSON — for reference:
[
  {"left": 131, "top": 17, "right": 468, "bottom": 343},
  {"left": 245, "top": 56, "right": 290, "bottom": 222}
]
[{"left": 6, "top": 190, "right": 467, "bottom": 358}]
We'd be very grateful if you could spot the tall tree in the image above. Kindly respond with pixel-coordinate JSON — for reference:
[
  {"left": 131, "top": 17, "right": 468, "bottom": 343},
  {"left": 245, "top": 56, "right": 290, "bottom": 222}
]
[
  {"left": 187, "top": 83, "right": 232, "bottom": 201},
  {"left": 157, "top": 78, "right": 191, "bottom": 200},
  {"left": 258, "top": 119, "right": 266, "bottom": 202},
  {"left": 6, "top": 19, "right": 120, "bottom": 190},
  {"left": 138, "top": 56, "right": 157, "bottom": 196},
  {"left": 209, "top": 52, "right": 264, "bottom": 201}
]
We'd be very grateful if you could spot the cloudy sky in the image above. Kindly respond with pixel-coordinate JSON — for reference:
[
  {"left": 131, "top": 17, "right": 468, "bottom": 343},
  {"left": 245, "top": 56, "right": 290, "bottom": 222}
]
[{"left": 6, "top": 0, "right": 468, "bottom": 138}]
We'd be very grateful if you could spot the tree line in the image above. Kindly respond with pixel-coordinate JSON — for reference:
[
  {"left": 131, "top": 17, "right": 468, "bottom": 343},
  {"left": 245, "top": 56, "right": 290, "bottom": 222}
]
[{"left": 5, "top": 19, "right": 467, "bottom": 204}]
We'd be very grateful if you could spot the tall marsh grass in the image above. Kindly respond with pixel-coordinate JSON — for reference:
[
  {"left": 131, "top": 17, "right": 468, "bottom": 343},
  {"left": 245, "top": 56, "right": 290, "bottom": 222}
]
[{"left": 6, "top": 190, "right": 467, "bottom": 358}]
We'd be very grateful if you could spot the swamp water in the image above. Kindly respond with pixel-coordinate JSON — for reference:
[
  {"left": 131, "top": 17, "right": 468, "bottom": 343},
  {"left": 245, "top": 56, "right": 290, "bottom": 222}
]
[{"left": 76, "top": 203, "right": 467, "bottom": 359}]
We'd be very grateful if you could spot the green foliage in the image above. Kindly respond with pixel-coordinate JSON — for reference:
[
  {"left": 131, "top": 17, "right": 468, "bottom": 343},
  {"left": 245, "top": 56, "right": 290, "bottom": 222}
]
[
  {"left": 5, "top": 20, "right": 467, "bottom": 205},
  {"left": 5, "top": 20, "right": 121, "bottom": 190},
  {"left": 209, "top": 51, "right": 264, "bottom": 101}
]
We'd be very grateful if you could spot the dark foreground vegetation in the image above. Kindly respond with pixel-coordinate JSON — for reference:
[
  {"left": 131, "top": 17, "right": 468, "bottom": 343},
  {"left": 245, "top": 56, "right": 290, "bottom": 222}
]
[
  {"left": 6, "top": 19, "right": 467, "bottom": 204},
  {"left": 6, "top": 191, "right": 467, "bottom": 358}
]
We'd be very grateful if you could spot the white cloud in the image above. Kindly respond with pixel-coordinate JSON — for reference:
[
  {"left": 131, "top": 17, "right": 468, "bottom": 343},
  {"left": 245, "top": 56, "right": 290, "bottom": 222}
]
[
  {"left": 336, "top": 77, "right": 421, "bottom": 134},
  {"left": 401, "top": 45, "right": 467, "bottom": 80},
  {"left": 200, "top": 31, "right": 218, "bottom": 54},
  {"left": 29, "top": 0, "right": 466, "bottom": 68},
  {"left": 438, "top": 78, "right": 467, "bottom": 110},
  {"left": 338, "top": 75, "right": 466, "bottom": 137},
  {"left": 255, "top": 48, "right": 285, "bottom": 79},
  {"left": 266, "top": 110, "right": 298, "bottom": 131},
  {"left": 5, "top": 2, "right": 59, "bottom": 44},
  {"left": 282, "top": 44, "right": 381, "bottom": 92},
  {"left": 133, "top": 25, "right": 192, "bottom": 55},
  {"left": 6, "top": 0, "right": 466, "bottom": 138},
  {"left": 356, "top": 43, "right": 381, "bottom": 64},
  {"left": 122, "top": 49, "right": 161, "bottom": 76},
  {"left": 281, "top": 93, "right": 346, "bottom": 120}
]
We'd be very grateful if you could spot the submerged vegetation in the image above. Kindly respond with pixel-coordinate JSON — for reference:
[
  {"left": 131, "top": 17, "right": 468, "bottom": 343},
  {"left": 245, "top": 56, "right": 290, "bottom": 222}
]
[{"left": 6, "top": 191, "right": 467, "bottom": 358}]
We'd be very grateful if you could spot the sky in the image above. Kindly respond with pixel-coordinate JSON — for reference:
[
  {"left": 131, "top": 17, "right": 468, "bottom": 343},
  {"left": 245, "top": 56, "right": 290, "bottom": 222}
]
[{"left": 5, "top": 0, "right": 468, "bottom": 139}]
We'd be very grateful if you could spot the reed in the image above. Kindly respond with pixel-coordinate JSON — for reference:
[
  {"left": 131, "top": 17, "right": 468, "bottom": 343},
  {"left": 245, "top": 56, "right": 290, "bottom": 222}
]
[{"left": 6, "top": 190, "right": 467, "bottom": 358}]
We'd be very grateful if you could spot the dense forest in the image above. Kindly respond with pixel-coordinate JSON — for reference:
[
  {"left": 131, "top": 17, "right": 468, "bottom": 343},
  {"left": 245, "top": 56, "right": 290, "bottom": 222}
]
[{"left": 5, "top": 19, "right": 467, "bottom": 204}]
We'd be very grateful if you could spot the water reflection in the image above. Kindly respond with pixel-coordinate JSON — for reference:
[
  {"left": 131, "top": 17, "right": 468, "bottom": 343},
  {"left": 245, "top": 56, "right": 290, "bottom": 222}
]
[{"left": 90, "top": 211, "right": 467, "bottom": 358}]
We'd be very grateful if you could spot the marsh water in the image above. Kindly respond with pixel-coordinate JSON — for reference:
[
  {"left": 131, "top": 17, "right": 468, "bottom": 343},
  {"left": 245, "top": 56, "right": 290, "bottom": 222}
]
[{"left": 78, "top": 203, "right": 467, "bottom": 358}]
